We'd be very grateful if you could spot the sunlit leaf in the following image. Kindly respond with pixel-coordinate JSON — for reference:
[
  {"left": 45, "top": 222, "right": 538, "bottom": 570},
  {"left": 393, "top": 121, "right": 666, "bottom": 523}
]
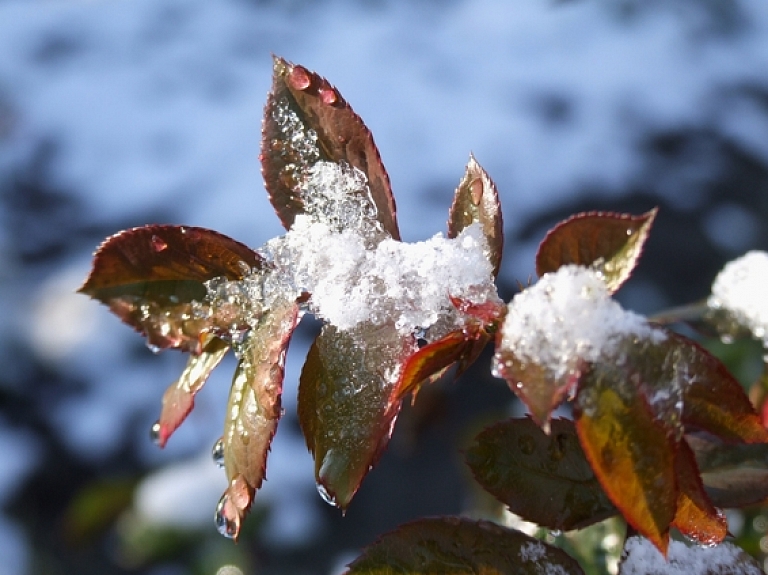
[
  {"left": 79, "top": 225, "right": 262, "bottom": 353},
  {"left": 575, "top": 360, "right": 677, "bottom": 555},
  {"left": 298, "top": 322, "right": 416, "bottom": 509},
  {"left": 688, "top": 433, "right": 768, "bottom": 508},
  {"left": 218, "top": 299, "right": 300, "bottom": 540},
  {"left": 466, "top": 417, "right": 617, "bottom": 531},
  {"left": 536, "top": 209, "right": 657, "bottom": 294},
  {"left": 392, "top": 327, "right": 489, "bottom": 404},
  {"left": 344, "top": 517, "right": 585, "bottom": 575},
  {"left": 154, "top": 336, "right": 229, "bottom": 447},
  {"left": 262, "top": 56, "right": 399, "bottom": 239},
  {"left": 448, "top": 154, "right": 504, "bottom": 277},
  {"left": 672, "top": 438, "right": 727, "bottom": 546}
]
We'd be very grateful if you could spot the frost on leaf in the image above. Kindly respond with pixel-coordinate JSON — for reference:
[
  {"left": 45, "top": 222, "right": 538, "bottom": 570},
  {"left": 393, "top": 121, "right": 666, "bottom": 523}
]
[
  {"left": 78, "top": 225, "right": 263, "bottom": 353},
  {"left": 493, "top": 265, "right": 664, "bottom": 426},
  {"left": 217, "top": 299, "right": 300, "bottom": 539},
  {"left": 466, "top": 417, "right": 617, "bottom": 531},
  {"left": 298, "top": 323, "right": 417, "bottom": 509},
  {"left": 536, "top": 209, "right": 657, "bottom": 294},
  {"left": 262, "top": 56, "right": 399, "bottom": 240},
  {"left": 345, "top": 517, "right": 585, "bottom": 575},
  {"left": 448, "top": 154, "right": 504, "bottom": 277},
  {"left": 707, "top": 250, "right": 768, "bottom": 346}
]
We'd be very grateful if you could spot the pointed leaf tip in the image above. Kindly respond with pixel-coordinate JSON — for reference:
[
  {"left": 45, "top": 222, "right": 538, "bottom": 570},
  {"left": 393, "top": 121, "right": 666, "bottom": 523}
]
[
  {"left": 262, "top": 57, "right": 399, "bottom": 240},
  {"left": 536, "top": 208, "right": 657, "bottom": 293},
  {"left": 448, "top": 154, "right": 504, "bottom": 277}
]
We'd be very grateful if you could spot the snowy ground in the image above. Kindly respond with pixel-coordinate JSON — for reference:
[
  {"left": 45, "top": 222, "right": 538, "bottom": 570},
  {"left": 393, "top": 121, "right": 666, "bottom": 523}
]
[{"left": 2, "top": 0, "right": 768, "bottom": 573}]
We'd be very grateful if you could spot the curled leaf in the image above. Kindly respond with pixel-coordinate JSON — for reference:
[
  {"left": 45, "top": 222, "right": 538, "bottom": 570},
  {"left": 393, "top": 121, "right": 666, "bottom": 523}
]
[
  {"left": 298, "top": 323, "right": 416, "bottom": 510},
  {"left": 79, "top": 225, "right": 262, "bottom": 353},
  {"left": 466, "top": 417, "right": 616, "bottom": 531},
  {"left": 262, "top": 56, "right": 399, "bottom": 239},
  {"left": 154, "top": 336, "right": 230, "bottom": 447},
  {"left": 448, "top": 154, "right": 503, "bottom": 277},
  {"left": 536, "top": 209, "right": 657, "bottom": 294},
  {"left": 219, "top": 299, "right": 300, "bottom": 538},
  {"left": 345, "top": 517, "right": 585, "bottom": 575}
]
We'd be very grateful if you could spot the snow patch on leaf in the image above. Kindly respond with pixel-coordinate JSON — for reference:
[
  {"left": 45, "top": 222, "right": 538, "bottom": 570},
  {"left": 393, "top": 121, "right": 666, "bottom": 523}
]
[
  {"left": 494, "top": 266, "right": 665, "bottom": 380},
  {"left": 709, "top": 250, "right": 768, "bottom": 345}
]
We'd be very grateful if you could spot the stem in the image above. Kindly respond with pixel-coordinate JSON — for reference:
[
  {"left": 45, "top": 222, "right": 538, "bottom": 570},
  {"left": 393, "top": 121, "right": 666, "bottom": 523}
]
[{"left": 647, "top": 300, "right": 709, "bottom": 325}]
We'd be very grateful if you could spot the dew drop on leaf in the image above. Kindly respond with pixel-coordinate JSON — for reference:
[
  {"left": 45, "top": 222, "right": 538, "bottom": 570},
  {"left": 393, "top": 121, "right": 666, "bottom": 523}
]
[
  {"left": 149, "top": 421, "right": 162, "bottom": 446},
  {"left": 212, "top": 437, "right": 225, "bottom": 468},
  {"left": 151, "top": 234, "right": 168, "bottom": 252},
  {"left": 316, "top": 482, "right": 337, "bottom": 507}
]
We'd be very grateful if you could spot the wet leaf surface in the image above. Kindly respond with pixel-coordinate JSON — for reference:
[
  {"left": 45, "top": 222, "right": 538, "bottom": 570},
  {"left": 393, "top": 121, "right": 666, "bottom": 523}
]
[
  {"left": 536, "top": 209, "right": 657, "bottom": 293},
  {"left": 575, "top": 360, "right": 677, "bottom": 555},
  {"left": 448, "top": 154, "right": 503, "bottom": 277},
  {"left": 219, "top": 300, "right": 300, "bottom": 539},
  {"left": 672, "top": 438, "right": 727, "bottom": 545},
  {"left": 298, "top": 322, "right": 416, "bottom": 509},
  {"left": 344, "top": 517, "right": 585, "bottom": 575},
  {"left": 466, "top": 417, "right": 617, "bottom": 531},
  {"left": 79, "top": 224, "right": 262, "bottom": 352},
  {"left": 154, "top": 336, "right": 230, "bottom": 447},
  {"left": 262, "top": 56, "right": 399, "bottom": 239},
  {"left": 688, "top": 433, "right": 768, "bottom": 508}
]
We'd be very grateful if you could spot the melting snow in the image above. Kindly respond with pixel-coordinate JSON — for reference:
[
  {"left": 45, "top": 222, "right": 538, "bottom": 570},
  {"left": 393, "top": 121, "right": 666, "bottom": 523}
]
[
  {"left": 495, "top": 266, "right": 665, "bottom": 379},
  {"left": 709, "top": 250, "right": 768, "bottom": 344},
  {"left": 622, "top": 536, "right": 763, "bottom": 575}
]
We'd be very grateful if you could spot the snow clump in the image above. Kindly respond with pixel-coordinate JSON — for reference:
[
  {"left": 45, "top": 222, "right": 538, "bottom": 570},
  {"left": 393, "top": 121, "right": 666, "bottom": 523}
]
[{"left": 495, "top": 265, "right": 665, "bottom": 379}]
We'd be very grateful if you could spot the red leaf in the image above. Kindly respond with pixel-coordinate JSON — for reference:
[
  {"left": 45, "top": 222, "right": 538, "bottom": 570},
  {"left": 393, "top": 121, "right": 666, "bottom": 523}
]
[
  {"left": 672, "top": 438, "right": 727, "bottom": 545},
  {"left": 447, "top": 154, "right": 504, "bottom": 277},
  {"left": 466, "top": 417, "right": 617, "bottom": 531},
  {"left": 154, "top": 336, "right": 229, "bottom": 447},
  {"left": 575, "top": 362, "right": 676, "bottom": 555},
  {"left": 536, "top": 209, "right": 657, "bottom": 294},
  {"left": 673, "top": 335, "right": 768, "bottom": 443},
  {"left": 218, "top": 300, "right": 300, "bottom": 539},
  {"left": 262, "top": 57, "right": 399, "bottom": 240},
  {"left": 79, "top": 225, "right": 262, "bottom": 353},
  {"left": 345, "top": 517, "right": 585, "bottom": 575},
  {"left": 298, "top": 323, "right": 416, "bottom": 509}
]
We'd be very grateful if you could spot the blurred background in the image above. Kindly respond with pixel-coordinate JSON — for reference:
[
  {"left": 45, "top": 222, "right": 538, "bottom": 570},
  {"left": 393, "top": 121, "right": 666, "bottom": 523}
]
[{"left": 2, "top": 0, "right": 768, "bottom": 573}]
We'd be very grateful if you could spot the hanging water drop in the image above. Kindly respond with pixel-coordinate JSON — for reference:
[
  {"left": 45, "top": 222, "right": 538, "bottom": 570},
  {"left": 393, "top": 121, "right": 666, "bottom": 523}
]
[
  {"left": 316, "top": 482, "right": 337, "bottom": 507},
  {"left": 145, "top": 342, "right": 162, "bottom": 354},
  {"left": 212, "top": 437, "right": 225, "bottom": 468},
  {"left": 150, "top": 421, "right": 162, "bottom": 446},
  {"left": 214, "top": 494, "right": 239, "bottom": 539}
]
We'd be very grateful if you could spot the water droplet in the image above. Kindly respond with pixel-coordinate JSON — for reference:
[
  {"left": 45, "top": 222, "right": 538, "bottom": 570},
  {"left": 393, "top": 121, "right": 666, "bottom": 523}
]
[
  {"left": 316, "top": 482, "right": 337, "bottom": 507},
  {"left": 145, "top": 342, "right": 161, "bottom": 354},
  {"left": 288, "top": 65, "right": 311, "bottom": 90},
  {"left": 151, "top": 235, "right": 168, "bottom": 252},
  {"left": 212, "top": 437, "right": 225, "bottom": 467},
  {"left": 518, "top": 434, "right": 536, "bottom": 455},
  {"left": 550, "top": 529, "right": 562, "bottom": 537},
  {"left": 319, "top": 86, "right": 337, "bottom": 105},
  {"left": 214, "top": 494, "right": 239, "bottom": 539},
  {"left": 150, "top": 421, "right": 162, "bottom": 446},
  {"left": 470, "top": 178, "right": 484, "bottom": 206}
]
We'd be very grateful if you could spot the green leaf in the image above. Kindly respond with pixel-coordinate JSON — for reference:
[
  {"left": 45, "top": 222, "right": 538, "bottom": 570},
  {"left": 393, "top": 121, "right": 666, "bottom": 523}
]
[
  {"left": 262, "top": 56, "right": 399, "bottom": 240},
  {"left": 344, "top": 517, "right": 585, "bottom": 575},
  {"left": 448, "top": 154, "right": 504, "bottom": 277},
  {"left": 154, "top": 336, "right": 230, "bottom": 447},
  {"left": 575, "top": 359, "right": 677, "bottom": 555},
  {"left": 688, "top": 433, "right": 768, "bottom": 508},
  {"left": 466, "top": 417, "right": 617, "bottom": 531},
  {"left": 298, "top": 322, "right": 416, "bottom": 509},
  {"left": 218, "top": 299, "right": 300, "bottom": 540},
  {"left": 79, "top": 224, "right": 262, "bottom": 353},
  {"left": 536, "top": 209, "right": 657, "bottom": 294}
]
